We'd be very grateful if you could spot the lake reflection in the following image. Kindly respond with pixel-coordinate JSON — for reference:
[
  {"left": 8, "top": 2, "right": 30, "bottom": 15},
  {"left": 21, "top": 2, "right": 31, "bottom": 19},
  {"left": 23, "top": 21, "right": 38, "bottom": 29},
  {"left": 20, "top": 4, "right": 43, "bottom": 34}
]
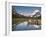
[{"left": 13, "top": 21, "right": 41, "bottom": 31}]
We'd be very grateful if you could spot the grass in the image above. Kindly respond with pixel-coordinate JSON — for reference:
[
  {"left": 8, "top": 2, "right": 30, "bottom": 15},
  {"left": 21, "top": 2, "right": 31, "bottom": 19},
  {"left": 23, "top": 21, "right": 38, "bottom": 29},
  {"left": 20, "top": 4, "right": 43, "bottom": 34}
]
[{"left": 12, "top": 18, "right": 41, "bottom": 25}]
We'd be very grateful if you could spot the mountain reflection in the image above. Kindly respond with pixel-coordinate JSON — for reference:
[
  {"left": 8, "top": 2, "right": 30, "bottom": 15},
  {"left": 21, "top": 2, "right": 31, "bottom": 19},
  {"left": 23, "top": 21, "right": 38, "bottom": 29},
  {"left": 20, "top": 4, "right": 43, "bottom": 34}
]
[{"left": 12, "top": 19, "right": 41, "bottom": 31}]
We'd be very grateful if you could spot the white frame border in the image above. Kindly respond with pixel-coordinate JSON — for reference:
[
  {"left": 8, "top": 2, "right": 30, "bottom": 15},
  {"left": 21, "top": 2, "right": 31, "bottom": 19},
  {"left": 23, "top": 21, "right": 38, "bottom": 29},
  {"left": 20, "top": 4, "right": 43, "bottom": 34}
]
[{"left": 6, "top": 2, "right": 44, "bottom": 35}]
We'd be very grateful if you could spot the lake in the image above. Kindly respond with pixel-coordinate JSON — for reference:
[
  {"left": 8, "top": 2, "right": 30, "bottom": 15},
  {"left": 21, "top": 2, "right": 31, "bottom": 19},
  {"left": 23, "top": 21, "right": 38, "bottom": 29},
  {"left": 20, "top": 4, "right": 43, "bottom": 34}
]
[{"left": 12, "top": 21, "right": 41, "bottom": 31}]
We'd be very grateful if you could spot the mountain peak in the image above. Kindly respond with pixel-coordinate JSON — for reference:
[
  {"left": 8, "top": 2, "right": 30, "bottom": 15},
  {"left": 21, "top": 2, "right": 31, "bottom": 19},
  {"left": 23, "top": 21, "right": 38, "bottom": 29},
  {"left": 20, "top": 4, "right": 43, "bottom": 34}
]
[{"left": 31, "top": 10, "right": 40, "bottom": 15}]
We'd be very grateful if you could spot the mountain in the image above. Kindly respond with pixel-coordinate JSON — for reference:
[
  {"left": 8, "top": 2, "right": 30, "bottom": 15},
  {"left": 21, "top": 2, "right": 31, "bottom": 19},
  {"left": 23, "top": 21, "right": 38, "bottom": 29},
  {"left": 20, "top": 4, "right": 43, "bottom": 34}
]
[
  {"left": 31, "top": 10, "right": 41, "bottom": 17},
  {"left": 33, "top": 12, "right": 41, "bottom": 17},
  {"left": 12, "top": 9, "right": 41, "bottom": 18},
  {"left": 12, "top": 12, "right": 25, "bottom": 18}
]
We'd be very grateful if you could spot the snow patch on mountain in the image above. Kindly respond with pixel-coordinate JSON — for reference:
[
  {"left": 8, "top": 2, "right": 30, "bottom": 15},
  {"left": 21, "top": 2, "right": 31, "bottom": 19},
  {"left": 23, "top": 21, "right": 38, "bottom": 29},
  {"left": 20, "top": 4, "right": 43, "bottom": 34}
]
[{"left": 31, "top": 10, "right": 40, "bottom": 16}]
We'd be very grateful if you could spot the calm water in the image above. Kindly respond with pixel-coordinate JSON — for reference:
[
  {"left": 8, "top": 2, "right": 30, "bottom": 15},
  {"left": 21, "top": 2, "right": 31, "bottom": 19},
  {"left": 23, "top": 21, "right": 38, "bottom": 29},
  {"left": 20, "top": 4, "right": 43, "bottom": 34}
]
[{"left": 13, "top": 22, "right": 41, "bottom": 31}]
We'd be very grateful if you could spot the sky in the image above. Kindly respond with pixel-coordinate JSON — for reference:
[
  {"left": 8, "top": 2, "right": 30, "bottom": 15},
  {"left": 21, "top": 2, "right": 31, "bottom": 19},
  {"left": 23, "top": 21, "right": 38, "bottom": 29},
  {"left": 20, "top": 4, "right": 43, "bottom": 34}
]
[{"left": 12, "top": 6, "right": 41, "bottom": 16}]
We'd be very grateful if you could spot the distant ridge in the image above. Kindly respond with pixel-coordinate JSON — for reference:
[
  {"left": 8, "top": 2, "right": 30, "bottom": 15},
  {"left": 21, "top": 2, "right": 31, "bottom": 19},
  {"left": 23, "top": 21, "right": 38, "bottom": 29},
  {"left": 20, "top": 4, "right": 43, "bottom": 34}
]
[{"left": 12, "top": 9, "right": 41, "bottom": 18}]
